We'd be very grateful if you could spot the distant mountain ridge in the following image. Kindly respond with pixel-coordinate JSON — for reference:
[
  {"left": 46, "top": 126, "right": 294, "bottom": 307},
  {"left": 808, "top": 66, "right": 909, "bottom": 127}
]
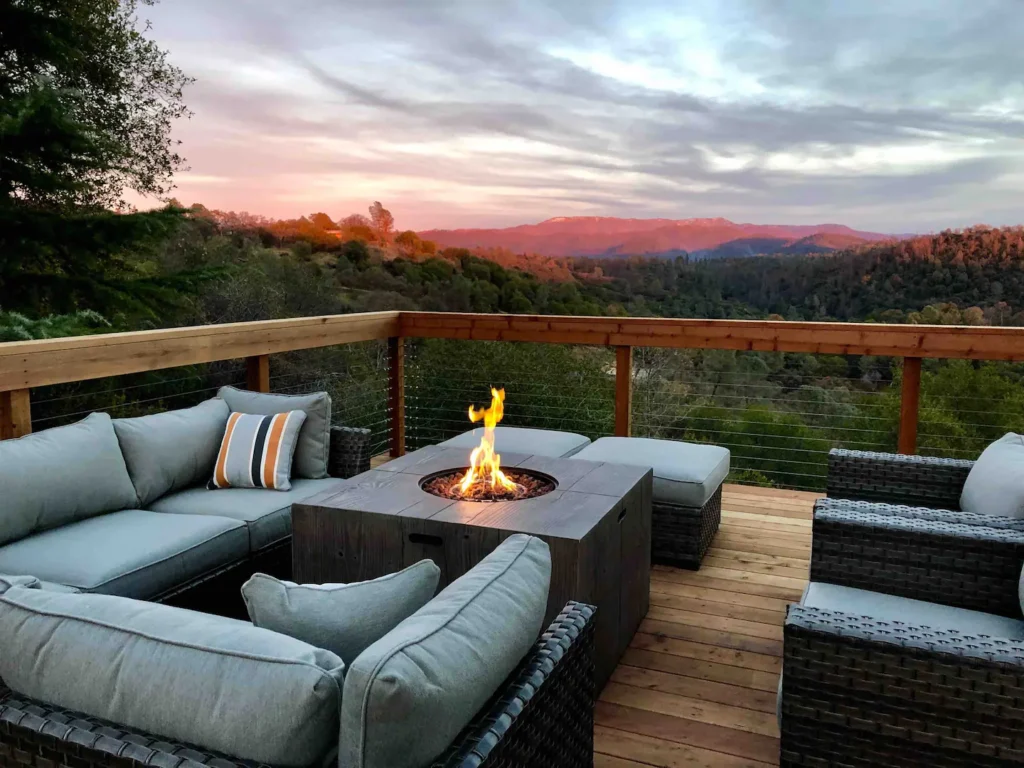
[{"left": 419, "top": 216, "right": 896, "bottom": 259}]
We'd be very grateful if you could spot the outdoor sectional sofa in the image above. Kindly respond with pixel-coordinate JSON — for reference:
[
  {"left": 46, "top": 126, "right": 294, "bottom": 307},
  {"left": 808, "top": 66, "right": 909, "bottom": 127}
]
[{"left": 0, "top": 388, "right": 371, "bottom": 617}]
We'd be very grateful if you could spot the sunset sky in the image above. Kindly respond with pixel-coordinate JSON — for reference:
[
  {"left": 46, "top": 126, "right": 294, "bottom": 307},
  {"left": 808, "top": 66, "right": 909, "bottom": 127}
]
[{"left": 142, "top": 0, "right": 1024, "bottom": 232}]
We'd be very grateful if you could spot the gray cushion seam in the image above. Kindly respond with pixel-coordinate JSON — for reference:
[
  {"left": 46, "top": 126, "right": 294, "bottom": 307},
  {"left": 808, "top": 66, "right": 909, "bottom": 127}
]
[
  {"left": 63, "top": 522, "right": 245, "bottom": 591},
  {"left": 248, "top": 561, "right": 430, "bottom": 595},
  {"left": 0, "top": 594, "right": 344, "bottom": 690},
  {"left": 355, "top": 536, "right": 534, "bottom": 763}
]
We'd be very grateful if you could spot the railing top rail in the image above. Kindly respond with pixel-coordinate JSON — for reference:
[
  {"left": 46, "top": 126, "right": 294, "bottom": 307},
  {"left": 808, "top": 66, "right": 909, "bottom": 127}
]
[
  {"left": 0, "top": 312, "right": 400, "bottom": 391},
  {"left": 400, "top": 312, "right": 1024, "bottom": 360},
  {"left": 3, "top": 309, "right": 1024, "bottom": 392}
]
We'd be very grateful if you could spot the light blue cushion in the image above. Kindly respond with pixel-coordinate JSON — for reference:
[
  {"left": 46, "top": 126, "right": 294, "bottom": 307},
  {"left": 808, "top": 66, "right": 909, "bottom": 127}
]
[
  {"left": 0, "top": 589, "right": 344, "bottom": 766},
  {"left": 802, "top": 582, "right": 1024, "bottom": 639},
  {"left": 242, "top": 560, "right": 441, "bottom": 664},
  {"left": 0, "top": 413, "right": 137, "bottom": 546},
  {"left": 148, "top": 478, "right": 345, "bottom": 551},
  {"left": 113, "top": 398, "right": 230, "bottom": 506},
  {"left": 574, "top": 436, "right": 730, "bottom": 507},
  {"left": 0, "top": 510, "right": 248, "bottom": 599},
  {"left": 0, "top": 574, "right": 40, "bottom": 593},
  {"left": 438, "top": 426, "right": 590, "bottom": 458},
  {"left": 340, "top": 534, "right": 551, "bottom": 768},
  {"left": 219, "top": 386, "right": 331, "bottom": 480},
  {"left": 961, "top": 433, "right": 1024, "bottom": 517}
]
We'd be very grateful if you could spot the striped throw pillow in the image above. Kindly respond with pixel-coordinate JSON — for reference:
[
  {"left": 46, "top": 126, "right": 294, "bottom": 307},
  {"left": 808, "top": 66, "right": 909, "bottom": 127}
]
[{"left": 209, "top": 411, "right": 308, "bottom": 491}]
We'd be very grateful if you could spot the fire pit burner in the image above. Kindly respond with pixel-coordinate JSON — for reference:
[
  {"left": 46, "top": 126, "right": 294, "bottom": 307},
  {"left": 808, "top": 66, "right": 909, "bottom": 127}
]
[{"left": 420, "top": 467, "right": 557, "bottom": 502}]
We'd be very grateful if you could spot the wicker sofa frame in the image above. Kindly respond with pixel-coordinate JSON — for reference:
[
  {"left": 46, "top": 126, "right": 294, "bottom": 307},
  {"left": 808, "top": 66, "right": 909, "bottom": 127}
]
[
  {"left": 651, "top": 485, "right": 722, "bottom": 570},
  {"left": 0, "top": 601, "right": 595, "bottom": 768},
  {"left": 154, "top": 426, "right": 372, "bottom": 619},
  {"left": 826, "top": 448, "right": 974, "bottom": 509}
]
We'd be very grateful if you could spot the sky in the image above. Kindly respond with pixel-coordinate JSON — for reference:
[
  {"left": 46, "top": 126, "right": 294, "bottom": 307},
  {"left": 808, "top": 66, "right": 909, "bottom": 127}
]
[{"left": 140, "top": 0, "right": 1024, "bottom": 233}]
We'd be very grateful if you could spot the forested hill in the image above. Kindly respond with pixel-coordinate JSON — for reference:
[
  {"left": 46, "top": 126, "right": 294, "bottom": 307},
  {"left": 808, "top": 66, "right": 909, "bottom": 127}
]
[{"left": 582, "top": 226, "right": 1024, "bottom": 324}]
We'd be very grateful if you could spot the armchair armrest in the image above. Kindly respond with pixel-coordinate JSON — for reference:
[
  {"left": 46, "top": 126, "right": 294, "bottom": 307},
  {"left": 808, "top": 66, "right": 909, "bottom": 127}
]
[
  {"left": 827, "top": 448, "right": 973, "bottom": 509},
  {"left": 328, "top": 425, "right": 371, "bottom": 479},
  {"left": 782, "top": 604, "right": 1024, "bottom": 766},
  {"left": 811, "top": 498, "right": 1024, "bottom": 617},
  {"left": 433, "top": 601, "right": 596, "bottom": 768}
]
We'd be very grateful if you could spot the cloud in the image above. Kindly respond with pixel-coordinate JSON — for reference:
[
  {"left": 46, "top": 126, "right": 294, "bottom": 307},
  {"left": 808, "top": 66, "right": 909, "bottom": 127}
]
[{"left": 140, "top": 0, "right": 1024, "bottom": 231}]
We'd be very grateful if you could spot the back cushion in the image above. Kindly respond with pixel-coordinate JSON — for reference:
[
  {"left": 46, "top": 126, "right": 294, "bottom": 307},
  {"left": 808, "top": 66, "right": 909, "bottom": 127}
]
[
  {"left": 0, "top": 412, "right": 137, "bottom": 546},
  {"left": 219, "top": 386, "right": 331, "bottom": 479},
  {"left": 0, "top": 588, "right": 344, "bottom": 767},
  {"left": 961, "top": 433, "right": 1024, "bottom": 517},
  {"left": 113, "top": 398, "right": 230, "bottom": 506},
  {"left": 339, "top": 534, "right": 551, "bottom": 768}
]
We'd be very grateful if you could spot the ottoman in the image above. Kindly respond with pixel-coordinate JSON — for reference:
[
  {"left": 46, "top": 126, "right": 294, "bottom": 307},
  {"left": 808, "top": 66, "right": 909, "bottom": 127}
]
[
  {"left": 573, "top": 437, "right": 730, "bottom": 569},
  {"left": 437, "top": 426, "right": 591, "bottom": 458}
]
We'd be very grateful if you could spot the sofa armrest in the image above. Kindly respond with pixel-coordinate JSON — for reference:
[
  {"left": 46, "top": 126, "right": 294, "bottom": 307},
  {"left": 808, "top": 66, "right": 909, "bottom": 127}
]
[
  {"left": 782, "top": 604, "right": 1024, "bottom": 766},
  {"left": 432, "top": 601, "right": 596, "bottom": 768},
  {"left": 827, "top": 448, "right": 973, "bottom": 509},
  {"left": 811, "top": 498, "right": 1024, "bottom": 617},
  {"left": 328, "top": 425, "right": 371, "bottom": 479}
]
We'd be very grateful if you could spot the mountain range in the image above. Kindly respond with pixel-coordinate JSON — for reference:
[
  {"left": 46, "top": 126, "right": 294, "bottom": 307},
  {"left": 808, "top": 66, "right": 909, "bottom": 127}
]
[{"left": 419, "top": 216, "right": 897, "bottom": 259}]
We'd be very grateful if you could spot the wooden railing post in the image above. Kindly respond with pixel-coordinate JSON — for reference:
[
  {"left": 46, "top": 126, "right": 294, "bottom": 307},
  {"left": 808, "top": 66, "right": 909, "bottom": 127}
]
[
  {"left": 388, "top": 336, "right": 405, "bottom": 457},
  {"left": 246, "top": 354, "right": 270, "bottom": 393},
  {"left": 0, "top": 389, "right": 32, "bottom": 440},
  {"left": 898, "top": 357, "right": 922, "bottom": 454},
  {"left": 615, "top": 346, "right": 633, "bottom": 437}
]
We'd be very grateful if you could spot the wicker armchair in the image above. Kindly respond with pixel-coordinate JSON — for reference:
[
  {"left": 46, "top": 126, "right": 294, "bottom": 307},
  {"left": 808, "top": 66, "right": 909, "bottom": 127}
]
[
  {"left": 0, "top": 602, "right": 596, "bottom": 768},
  {"left": 826, "top": 448, "right": 974, "bottom": 509}
]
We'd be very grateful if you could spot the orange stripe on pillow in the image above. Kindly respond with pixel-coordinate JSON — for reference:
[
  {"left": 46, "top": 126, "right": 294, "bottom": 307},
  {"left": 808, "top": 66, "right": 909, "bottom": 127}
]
[
  {"left": 262, "top": 412, "right": 288, "bottom": 489},
  {"left": 215, "top": 412, "right": 242, "bottom": 488}
]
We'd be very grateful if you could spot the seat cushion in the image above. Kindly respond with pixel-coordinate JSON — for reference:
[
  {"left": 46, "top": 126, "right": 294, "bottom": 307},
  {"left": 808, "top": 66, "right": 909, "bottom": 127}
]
[
  {"left": 113, "top": 398, "right": 230, "bottom": 506},
  {"left": 340, "top": 534, "right": 551, "bottom": 768},
  {"left": 148, "top": 478, "right": 346, "bottom": 551},
  {"left": 242, "top": 560, "right": 441, "bottom": 664},
  {"left": 574, "top": 437, "right": 730, "bottom": 507},
  {"left": 802, "top": 582, "right": 1024, "bottom": 639},
  {"left": 961, "top": 433, "right": 1024, "bottom": 518},
  {"left": 438, "top": 426, "right": 590, "bottom": 458},
  {"left": 0, "top": 510, "right": 248, "bottom": 599},
  {"left": 0, "top": 412, "right": 138, "bottom": 546},
  {"left": 0, "top": 588, "right": 344, "bottom": 766},
  {"left": 219, "top": 386, "right": 331, "bottom": 480}
]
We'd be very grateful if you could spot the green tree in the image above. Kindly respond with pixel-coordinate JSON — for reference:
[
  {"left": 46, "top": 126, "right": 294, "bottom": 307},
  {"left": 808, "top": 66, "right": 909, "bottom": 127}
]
[{"left": 0, "top": 0, "right": 198, "bottom": 318}]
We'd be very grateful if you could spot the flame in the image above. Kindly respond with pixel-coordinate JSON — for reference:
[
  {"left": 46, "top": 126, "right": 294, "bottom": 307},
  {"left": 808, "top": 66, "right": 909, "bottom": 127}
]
[{"left": 458, "top": 387, "right": 521, "bottom": 497}]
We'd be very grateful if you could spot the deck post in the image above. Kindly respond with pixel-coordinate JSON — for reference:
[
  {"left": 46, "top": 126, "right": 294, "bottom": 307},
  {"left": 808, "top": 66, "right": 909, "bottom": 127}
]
[
  {"left": 388, "top": 336, "right": 405, "bottom": 457},
  {"left": 615, "top": 345, "right": 633, "bottom": 437},
  {"left": 0, "top": 389, "right": 31, "bottom": 440},
  {"left": 898, "top": 357, "right": 922, "bottom": 454},
  {"left": 246, "top": 354, "right": 271, "bottom": 393}
]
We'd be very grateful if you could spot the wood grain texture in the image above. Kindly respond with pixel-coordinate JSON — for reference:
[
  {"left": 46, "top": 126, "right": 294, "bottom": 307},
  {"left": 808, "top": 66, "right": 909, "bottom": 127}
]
[
  {"left": 0, "top": 311, "right": 399, "bottom": 390},
  {"left": 898, "top": 356, "right": 922, "bottom": 454},
  {"left": 246, "top": 354, "right": 270, "bottom": 393},
  {"left": 388, "top": 336, "right": 405, "bottom": 457},
  {"left": 0, "top": 389, "right": 30, "bottom": 439},
  {"left": 614, "top": 345, "right": 632, "bottom": 437},
  {"left": 399, "top": 311, "right": 1024, "bottom": 360},
  {"left": 596, "top": 483, "right": 811, "bottom": 767}
]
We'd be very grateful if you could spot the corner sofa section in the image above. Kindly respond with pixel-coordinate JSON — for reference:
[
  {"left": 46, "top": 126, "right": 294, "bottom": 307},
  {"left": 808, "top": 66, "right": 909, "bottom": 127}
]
[{"left": 0, "top": 394, "right": 370, "bottom": 614}]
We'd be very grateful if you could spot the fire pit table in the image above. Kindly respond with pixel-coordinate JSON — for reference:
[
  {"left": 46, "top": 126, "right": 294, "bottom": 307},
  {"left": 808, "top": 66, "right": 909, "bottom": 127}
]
[{"left": 292, "top": 444, "right": 652, "bottom": 689}]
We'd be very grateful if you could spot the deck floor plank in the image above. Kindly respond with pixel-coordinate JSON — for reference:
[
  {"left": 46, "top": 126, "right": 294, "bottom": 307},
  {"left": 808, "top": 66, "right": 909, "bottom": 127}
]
[{"left": 597, "top": 484, "right": 811, "bottom": 767}]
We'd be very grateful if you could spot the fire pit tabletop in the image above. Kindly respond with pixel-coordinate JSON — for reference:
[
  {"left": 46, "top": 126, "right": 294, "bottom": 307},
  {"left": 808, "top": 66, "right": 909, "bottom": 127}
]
[{"left": 293, "top": 444, "right": 653, "bottom": 690}]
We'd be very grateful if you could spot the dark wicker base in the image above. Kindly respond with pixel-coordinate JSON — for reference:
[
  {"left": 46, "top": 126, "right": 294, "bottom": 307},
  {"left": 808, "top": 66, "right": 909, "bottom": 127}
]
[
  {"left": 651, "top": 486, "right": 722, "bottom": 570},
  {"left": 827, "top": 449, "right": 973, "bottom": 509},
  {"left": 0, "top": 602, "right": 596, "bottom": 768}
]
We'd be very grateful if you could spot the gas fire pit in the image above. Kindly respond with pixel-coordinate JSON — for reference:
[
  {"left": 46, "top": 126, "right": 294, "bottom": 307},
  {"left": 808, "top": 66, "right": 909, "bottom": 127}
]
[{"left": 292, "top": 390, "right": 652, "bottom": 689}]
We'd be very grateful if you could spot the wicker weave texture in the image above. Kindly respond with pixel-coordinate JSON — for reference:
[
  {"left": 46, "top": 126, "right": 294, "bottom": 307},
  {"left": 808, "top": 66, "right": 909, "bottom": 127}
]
[
  {"left": 827, "top": 449, "right": 973, "bottom": 509},
  {"left": 782, "top": 604, "right": 1024, "bottom": 767},
  {"left": 811, "top": 500, "right": 1024, "bottom": 618},
  {"left": 328, "top": 425, "right": 371, "bottom": 479},
  {"left": 433, "top": 601, "right": 596, "bottom": 768},
  {"left": 0, "top": 601, "right": 596, "bottom": 768},
  {"left": 651, "top": 486, "right": 722, "bottom": 570}
]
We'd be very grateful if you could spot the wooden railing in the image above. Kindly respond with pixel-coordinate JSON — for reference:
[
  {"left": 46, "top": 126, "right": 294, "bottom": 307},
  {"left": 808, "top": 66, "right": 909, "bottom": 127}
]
[{"left": 4, "top": 310, "right": 1024, "bottom": 457}]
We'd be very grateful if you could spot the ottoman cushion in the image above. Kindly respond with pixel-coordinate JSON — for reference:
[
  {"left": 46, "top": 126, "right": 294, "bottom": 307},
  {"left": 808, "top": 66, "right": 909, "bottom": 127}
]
[
  {"left": 438, "top": 426, "right": 590, "bottom": 458},
  {"left": 575, "top": 437, "right": 729, "bottom": 507}
]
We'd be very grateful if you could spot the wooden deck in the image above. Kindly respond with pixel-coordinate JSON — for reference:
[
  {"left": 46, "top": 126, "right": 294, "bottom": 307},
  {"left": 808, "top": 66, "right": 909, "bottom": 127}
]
[{"left": 596, "top": 483, "right": 817, "bottom": 768}]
